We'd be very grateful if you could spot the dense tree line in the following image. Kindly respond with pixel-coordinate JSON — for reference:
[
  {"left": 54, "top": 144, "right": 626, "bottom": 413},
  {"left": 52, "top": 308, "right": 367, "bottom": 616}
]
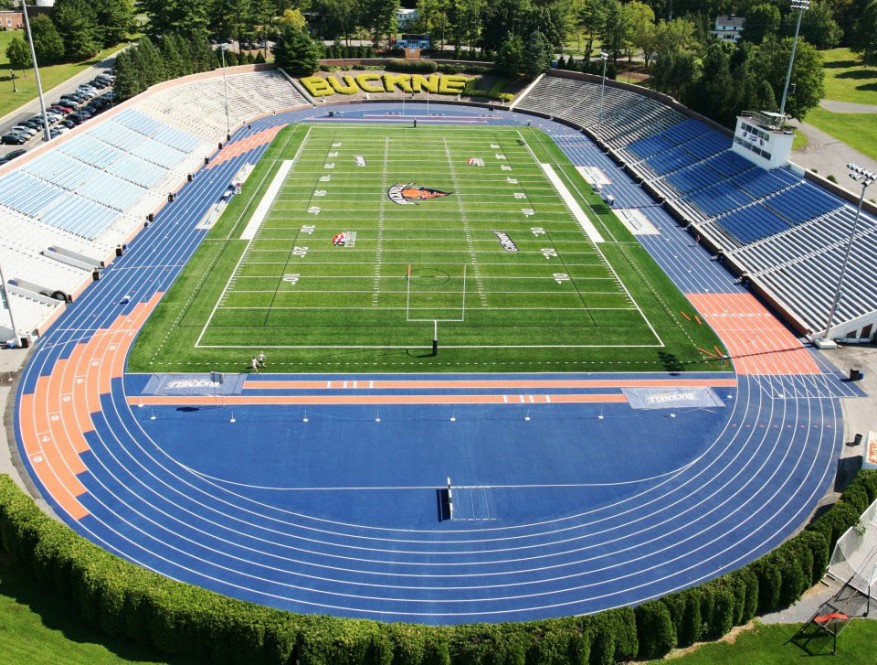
[{"left": 4, "top": 0, "right": 133, "bottom": 70}]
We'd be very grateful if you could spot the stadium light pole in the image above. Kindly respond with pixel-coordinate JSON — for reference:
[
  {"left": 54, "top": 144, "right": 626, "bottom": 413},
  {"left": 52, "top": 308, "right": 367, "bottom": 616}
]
[
  {"left": 220, "top": 44, "right": 231, "bottom": 140},
  {"left": 778, "top": 0, "right": 810, "bottom": 123},
  {"left": 598, "top": 52, "right": 609, "bottom": 131},
  {"left": 818, "top": 163, "right": 875, "bottom": 346},
  {"left": 21, "top": 0, "right": 51, "bottom": 142}
]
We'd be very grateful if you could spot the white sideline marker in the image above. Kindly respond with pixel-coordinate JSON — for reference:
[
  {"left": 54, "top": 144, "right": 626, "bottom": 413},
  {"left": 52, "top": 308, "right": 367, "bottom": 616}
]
[
  {"left": 240, "top": 160, "right": 294, "bottom": 240},
  {"left": 540, "top": 163, "right": 605, "bottom": 244}
]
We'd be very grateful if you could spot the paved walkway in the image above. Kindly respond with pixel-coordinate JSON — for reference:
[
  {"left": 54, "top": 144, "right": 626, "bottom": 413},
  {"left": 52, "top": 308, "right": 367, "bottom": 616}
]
[
  {"left": 821, "top": 99, "right": 877, "bottom": 114},
  {"left": 789, "top": 120, "right": 877, "bottom": 183}
]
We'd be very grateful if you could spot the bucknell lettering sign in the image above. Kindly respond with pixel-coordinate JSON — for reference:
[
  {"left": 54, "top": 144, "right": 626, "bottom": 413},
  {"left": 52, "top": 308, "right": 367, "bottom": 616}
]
[{"left": 300, "top": 73, "right": 470, "bottom": 98}]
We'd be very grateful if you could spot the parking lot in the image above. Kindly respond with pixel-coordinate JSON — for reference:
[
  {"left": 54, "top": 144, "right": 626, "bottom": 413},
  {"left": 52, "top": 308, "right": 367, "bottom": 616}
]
[{"left": 0, "top": 54, "right": 122, "bottom": 165}]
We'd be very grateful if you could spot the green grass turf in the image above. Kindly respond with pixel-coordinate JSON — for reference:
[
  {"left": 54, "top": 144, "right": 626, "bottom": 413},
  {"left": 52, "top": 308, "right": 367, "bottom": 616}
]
[
  {"left": 645, "top": 620, "right": 877, "bottom": 664},
  {"left": 804, "top": 106, "right": 877, "bottom": 163},
  {"left": 821, "top": 47, "right": 877, "bottom": 106},
  {"left": 128, "top": 124, "right": 726, "bottom": 374},
  {"left": 0, "top": 551, "right": 193, "bottom": 665}
]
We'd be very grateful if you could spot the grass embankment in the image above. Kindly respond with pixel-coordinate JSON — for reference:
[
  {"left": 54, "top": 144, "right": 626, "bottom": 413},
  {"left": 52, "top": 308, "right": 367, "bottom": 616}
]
[
  {"left": 0, "top": 30, "right": 127, "bottom": 118},
  {"left": 800, "top": 47, "right": 877, "bottom": 161},
  {"left": 646, "top": 620, "right": 877, "bottom": 664},
  {"left": 0, "top": 552, "right": 192, "bottom": 665}
]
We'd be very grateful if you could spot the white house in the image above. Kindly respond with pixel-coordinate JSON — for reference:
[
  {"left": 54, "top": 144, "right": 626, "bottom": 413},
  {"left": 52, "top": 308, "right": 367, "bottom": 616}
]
[{"left": 711, "top": 15, "right": 745, "bottom": 43}]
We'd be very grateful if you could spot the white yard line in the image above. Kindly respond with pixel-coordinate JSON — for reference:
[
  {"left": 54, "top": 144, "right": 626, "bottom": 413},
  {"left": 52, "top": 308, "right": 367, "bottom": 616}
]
[
  {"left": 540, "top": 162, "right": 605, "bottom": 244},
  {"left": 240, "top": 159, "right": 294, "bottom": 240}
]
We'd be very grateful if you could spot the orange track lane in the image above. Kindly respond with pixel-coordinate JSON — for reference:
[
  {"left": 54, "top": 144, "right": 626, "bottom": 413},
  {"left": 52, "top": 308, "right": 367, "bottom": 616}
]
[
  {"left": 206, "top": 126, "right": 284, "bottom": 169},
  {"left": 686, "top": 292, "right": 821, "bottom": 375},
  {"left": 250, "top": 378, "right": 738, "bottom": 391},
  {"left": 17, "top": 293, "right": 165, "bottom": 521},
  {"left": 130, "top": 393, "right": 630, "bottom": 407}
]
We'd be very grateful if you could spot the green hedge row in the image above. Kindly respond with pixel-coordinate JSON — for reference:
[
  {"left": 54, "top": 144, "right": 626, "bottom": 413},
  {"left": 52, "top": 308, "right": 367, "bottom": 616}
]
[{"left": 2, "top": 470, "right": 876, "bottom": 664}]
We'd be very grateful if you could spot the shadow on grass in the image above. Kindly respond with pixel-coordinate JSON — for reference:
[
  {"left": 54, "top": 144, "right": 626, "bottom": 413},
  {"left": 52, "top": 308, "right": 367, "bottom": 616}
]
[
  {"left": 0, "top": 551, "right": 197, "bottom": 664},
  {"left": 824, "top": 59, "right": 864, "bottom": 69},
  {"left": 855, "top": 82, "right": 877, "bottom": 93},
  {"left": 787, "top": 622, "right": 840, "bottom": 657},
  {"left": 836, "top": 69, "right": 877, "bottom": 80}
]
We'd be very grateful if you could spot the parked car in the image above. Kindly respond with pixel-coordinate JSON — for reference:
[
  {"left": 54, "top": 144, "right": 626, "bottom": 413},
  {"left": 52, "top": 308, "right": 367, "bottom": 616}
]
[
  {"left": 51, "top": 103, "right": 73, "bottom": 113},
  {"left": 11, "top": 125, "right": 37, "bottom": 137},
  {"left": 1, "top": 132, "right": 28, "bottom": 145},
  {"left": 5, "top": 149, "right": 26, "bottom": 160}
]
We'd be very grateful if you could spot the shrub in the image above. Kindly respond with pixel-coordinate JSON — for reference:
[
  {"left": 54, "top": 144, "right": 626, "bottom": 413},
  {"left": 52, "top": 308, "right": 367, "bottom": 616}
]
[
  {"left": 635, "top": 600, "right": 676, "bottom": 660},
  {"left": 662, "top": 589, "right": 702, "bottom": 647},
  {"left": 386, "top": 58, "right": 438, "bottom": 73}
]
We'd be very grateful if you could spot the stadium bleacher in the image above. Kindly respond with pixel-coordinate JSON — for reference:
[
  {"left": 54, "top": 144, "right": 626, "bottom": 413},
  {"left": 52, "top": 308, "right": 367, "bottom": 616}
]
[
  {"left": 0, "top": 69, "right": 309, "bottom": 340},
  {"left": 516, "top": 72, "right": 875, "bottom": 337}
]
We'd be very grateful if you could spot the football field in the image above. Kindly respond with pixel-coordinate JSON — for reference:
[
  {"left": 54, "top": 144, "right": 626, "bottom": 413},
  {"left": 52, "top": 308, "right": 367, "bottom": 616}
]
[{"left": 130, "top": 124, "right": 724, "bottom": 372}]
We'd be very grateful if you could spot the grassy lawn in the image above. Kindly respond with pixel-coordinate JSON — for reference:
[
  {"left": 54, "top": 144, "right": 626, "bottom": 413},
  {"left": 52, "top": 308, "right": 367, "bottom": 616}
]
[
  {"left": 0, "top": 29, "right": 16, "bottom": 67},
  {"left": 804, "top": 106, "right": 877, "bottom": 162},
  {"left": 129, "top": 124, "right": 724, "bottom": 373},
  {"left": 0, "top": 551, "right": 194, "bottom": 665},
  {"left": 647, "top": 620, "right": 877, "bottom": 664},
  {"left": 821, "top": 47, "right": 877, "bottom": 105},
  {"left": 0, "top": 34, "right": 127, "bottom": 118}
]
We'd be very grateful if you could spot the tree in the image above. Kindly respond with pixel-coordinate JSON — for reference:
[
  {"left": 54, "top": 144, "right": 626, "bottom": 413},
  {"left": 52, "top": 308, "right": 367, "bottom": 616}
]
[
  {"left": 29, "top": 14, "right": 65, "bottom": 64},
  {"left": 272, "top": 24, "right": 321, "bottom": 74},
  {"left": 742, "top": 3, "right": 781, "bottom": 44},
  {"left": 112, "top": 49, "right": 141, "bottom": 99},
  {"left": 53, "top": 0, "right": 101, "bottom": 60},
  {"left": 5, "top": 36, "right": 32, "bottom": 72},
  {"left": 315, "top": 0, "right": 358, "bottom": 43},
  {"left": 577, "top": 0, "right": 606, "bottom": 61},
  {"left": 851, "top": 0, "right": 877, "bottom": 64},
  {"left": 414, "top": 0, "right": 451, "bottom": 49},
  {"left": 523, "top": 29, "right": 551, "bottom": 75},
  {"left": 210, "top": 0, "right": 252, "bottom": 43},
  {"left": 652, "top": 17, "right": 698, "bottom": 63},
  {"left": 627, "top": 0, "right": 656, "bottom": 66},
  {"left": 686, "top": 41, "right": 735, "bottom": 125},
  {"left": 598, "top": 0, "right": 630, "bottom": 64},
  {"left": 754, "top": 36, "right": 825, "bottom": 119},
  {"left": 495, "top": 34, "right": 524, "bottom": 75},
  {"left": 359, "top": 0, "right": 399, "bottom": 47},
  {"left": 138, "top": 0, "right": 211, "bottom": 41},
  {"left": 93, "top": 0, "right": 134, "bottom": 47},
  {"left": 653, "top": 50, "right": 700, "bottom": 98},
  {"left": 481, "top": 0, "right": 530, "bottom": 55},
  {"left": 275, "top": 7, "right": 307, "bottom": 29},
  {"left": 132, "top": 35, "right": 165, "bottom": 87},
  {"left": 799, "top": 1, "right": 843, "bottom": 50}
]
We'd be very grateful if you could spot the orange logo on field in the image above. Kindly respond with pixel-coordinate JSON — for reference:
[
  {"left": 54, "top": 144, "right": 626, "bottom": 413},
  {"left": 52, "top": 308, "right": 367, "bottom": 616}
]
[{"left": 388, "top": 183, "right": 452, "bottom": 205}]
